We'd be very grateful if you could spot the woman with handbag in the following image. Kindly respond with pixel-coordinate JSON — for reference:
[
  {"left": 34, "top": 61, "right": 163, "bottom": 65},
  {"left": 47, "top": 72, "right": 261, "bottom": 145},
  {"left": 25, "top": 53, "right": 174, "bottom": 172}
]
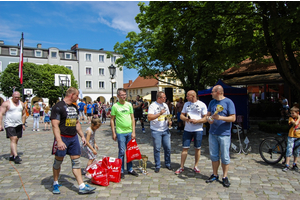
[{"left": 32, "top": 102, "right": 40, "bottom": 131}]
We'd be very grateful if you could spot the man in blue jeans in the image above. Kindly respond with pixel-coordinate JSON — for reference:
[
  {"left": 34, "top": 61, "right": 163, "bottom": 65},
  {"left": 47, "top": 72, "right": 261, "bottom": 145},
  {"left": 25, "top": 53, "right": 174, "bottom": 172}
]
[
  {"left": 148, "top": 91, "right": 172, "bottom": 173},
  {"left": 206, "top": 85, "right": 236, "bottom": 187},
  {"left": 175, "top": 90, "right": 207, "bottom": 175},
  {"left": 111, "top": 88, "right": 139, "bottom": 179}
]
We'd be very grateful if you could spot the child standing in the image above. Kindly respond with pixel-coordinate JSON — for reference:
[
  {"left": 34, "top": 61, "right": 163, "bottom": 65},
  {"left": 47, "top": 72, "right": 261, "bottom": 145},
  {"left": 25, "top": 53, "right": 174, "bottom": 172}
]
[
  {"left": 81, "top": 117, "right": 102, "bottom": 179},
  {"left": 32, "top": 102, "right": 40, "bottom": 131},
  {"left": 44, "top": 106, "right": 51, "bottom": 131},
  {"left": 283, "top": 106, "right": 300, "bottom": 172}
]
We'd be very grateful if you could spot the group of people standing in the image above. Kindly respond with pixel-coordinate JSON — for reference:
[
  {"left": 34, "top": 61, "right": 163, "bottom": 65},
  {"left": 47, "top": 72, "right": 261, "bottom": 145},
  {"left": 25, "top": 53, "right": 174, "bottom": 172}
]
[
  {"left": 110, "top": 86, "right": 236, "bottom": 188},
  {"left": 0, "top": 84, "right": 236, "bottom": 196},
  {"left": 77, "top": 99, "right": 110, "bottom": 124}
]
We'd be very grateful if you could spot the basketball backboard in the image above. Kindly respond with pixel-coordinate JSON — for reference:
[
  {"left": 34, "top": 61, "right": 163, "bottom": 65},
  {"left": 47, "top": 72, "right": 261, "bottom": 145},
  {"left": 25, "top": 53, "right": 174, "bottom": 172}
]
[
  {"left": 54, "top": 74, "right": 71, "bottom": 87},
  {"left": 24, "top": 88, "right": 33, "bottom": 96}
]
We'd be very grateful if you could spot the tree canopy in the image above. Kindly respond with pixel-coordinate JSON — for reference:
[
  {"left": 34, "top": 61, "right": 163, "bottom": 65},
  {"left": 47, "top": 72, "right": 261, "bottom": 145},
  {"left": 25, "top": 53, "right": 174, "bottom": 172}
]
[
  {"left": 114, "top": 1, "right": 300, "bottom": 96},
  {"left": 0, "top": 62, "right": 77, "bottom": 104}
]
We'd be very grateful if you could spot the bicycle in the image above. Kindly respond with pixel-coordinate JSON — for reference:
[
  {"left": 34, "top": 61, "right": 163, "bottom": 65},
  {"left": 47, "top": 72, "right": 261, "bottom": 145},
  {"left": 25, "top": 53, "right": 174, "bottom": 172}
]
[
  {"left": 230, "top": 124, "right": 251, "bottom": 154},
  {"left": 259, "top": 132, "right": 300, "bottom": 165}
]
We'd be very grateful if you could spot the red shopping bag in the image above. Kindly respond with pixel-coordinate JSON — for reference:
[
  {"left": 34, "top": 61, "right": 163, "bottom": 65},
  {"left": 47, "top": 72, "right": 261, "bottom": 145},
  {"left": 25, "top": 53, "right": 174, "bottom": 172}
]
[
  {"left": 102, "top": 157, "right": 122, "bottom": 183},
  {"left": 126, "top": 139, "right": 142, "bottom": 163},
  {"left": 91, "top": 167, "right": 109, "bottom": 186},
  {"left": 86, "top": 159, "right": 103, "bottom": 176}
]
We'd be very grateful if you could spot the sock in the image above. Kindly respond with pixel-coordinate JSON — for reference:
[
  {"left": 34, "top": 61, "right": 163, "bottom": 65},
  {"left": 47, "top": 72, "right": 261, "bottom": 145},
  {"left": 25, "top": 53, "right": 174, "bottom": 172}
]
[
  {"left": 79, "top": 183, "right": 85, "bottom": 189},
  {"left": 53, "top": 181, "right": 59, "bottom": 186}
]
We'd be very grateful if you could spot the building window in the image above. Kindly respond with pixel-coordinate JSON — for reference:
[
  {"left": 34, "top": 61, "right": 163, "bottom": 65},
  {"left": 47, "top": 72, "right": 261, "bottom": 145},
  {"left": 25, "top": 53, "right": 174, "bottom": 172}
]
[
  {"left": 10, "top": 48, "right": 17, "bottom": 55},
  {"left": 173, "top": 88, "right": 176, "bottom": 93},
  {"left": 99, "top": 68, "right": 104, "bottom": 76},
  {"left": 86, "top": 67, "right": 92, "bottom": 75},
  {"left": 133, "top": 90, "right": 135, "bottom": 95},
  {"left": 51, "top": 51, "right": 57, "bottom": 58},
  {"left": 65, "top": 53, "right": 71, "bottom": 59},
  {"left": 86, "top": 81, "right": 92, "bottom": 88},
  {"left": 168, "top": 78, "right": 171, "bottom": 83},
  {"left": 140, "top": 89, "right": 142, "bottom": 94},
  {"left": 111, "top": 56, "right": 116, "bottom": 63},
  {"left": 86, "top": 53, "right": 92, "bottom": 61},
  {"left": 99, "top": 55, "right": 104, "bottom": 62},
  {"left": 35, "top": 50, "right": 42, "bottom": 57},
  {"left": 179, "top": 89, "right": 182, "bottom": 93},
  {"left": 99, "top": 81, "right": 105, "bottom": 89},
  {"left": 162, "top": 88, "right": 165, "bottom": 92},
  {"left": 65, "top": 65, "right": 72, "bottom": 70}
]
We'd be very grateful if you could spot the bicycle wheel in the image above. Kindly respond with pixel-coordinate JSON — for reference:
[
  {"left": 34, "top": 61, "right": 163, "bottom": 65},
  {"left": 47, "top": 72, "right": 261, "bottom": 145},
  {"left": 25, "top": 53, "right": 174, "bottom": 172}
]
[{"left": 259, "top": 137, "right": 284, "bottom": 164}]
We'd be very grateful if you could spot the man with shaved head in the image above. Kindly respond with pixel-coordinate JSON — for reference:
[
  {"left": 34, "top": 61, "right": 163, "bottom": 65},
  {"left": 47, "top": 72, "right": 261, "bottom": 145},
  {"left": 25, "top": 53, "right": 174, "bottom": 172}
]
[
  {"left": 0, "top": 91, "right": 26, "bottom": 164},
  {"left": 206, "top": 85, "right": 236, "bottom": 187},
  {"left": 175, "top": 90, "right": 207, "bottom": 175}
]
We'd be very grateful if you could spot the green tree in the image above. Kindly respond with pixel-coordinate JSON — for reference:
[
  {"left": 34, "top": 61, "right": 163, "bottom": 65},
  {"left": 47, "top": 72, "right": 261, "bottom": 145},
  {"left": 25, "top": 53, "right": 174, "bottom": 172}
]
[
  {"left": 0, "top": 63, "right": 77, "bottom": 104},
  {"left": 115, "top": 1, "right": 300, "bottom": 97},
  {"left": 114, "top": 1, "right": 252, "bottom": 93}
]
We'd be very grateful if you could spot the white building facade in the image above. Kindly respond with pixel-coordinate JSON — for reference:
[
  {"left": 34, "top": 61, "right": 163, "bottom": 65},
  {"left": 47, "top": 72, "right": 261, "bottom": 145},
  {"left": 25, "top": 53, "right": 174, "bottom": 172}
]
[{"left": 0, "top": 41, "right": 122, "bottom": 105}]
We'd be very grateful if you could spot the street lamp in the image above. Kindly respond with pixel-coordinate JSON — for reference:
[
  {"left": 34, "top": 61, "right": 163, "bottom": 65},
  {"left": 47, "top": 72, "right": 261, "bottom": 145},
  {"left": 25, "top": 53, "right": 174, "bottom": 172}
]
[{"left": 108, "top": 64, "right": 116, "bottom": 105}]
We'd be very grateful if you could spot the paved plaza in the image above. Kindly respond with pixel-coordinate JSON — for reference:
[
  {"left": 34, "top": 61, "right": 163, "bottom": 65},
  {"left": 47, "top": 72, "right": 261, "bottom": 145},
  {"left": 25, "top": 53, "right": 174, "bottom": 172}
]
[{"left": 0, "top": 117, "right": 300, "bottom": 200}]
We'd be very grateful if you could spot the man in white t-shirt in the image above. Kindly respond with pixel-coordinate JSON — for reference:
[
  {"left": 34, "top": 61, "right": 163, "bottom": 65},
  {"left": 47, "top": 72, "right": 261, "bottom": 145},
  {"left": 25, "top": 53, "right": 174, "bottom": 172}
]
[
  {"left": 148, "top": 91, "right": 172, "bottom": 173},
  {"left": 175, "top": 90, "right": 207, "bottom": 175}
]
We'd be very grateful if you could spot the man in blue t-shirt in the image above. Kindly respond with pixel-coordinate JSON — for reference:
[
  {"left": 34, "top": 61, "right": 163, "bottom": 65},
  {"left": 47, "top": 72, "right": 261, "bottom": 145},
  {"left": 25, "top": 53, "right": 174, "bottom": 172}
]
[
  {"left": 77, "top": 99, "right": 86, "bottom": 123},
  {"left": 206, "top": 85, "right": 236, "bottom": 188}
]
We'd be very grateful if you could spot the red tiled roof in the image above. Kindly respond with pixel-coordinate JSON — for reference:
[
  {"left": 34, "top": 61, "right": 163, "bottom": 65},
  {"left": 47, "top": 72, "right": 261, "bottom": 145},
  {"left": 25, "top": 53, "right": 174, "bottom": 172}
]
[
  {"left": 222, "top": 58, "right": 277, "bottom": 77},
  {"left": 123, "top": 83, "right": 130, "bottom": 89},
  {"left": 128, "top": 76, "right": 158, "bottom": 89}
]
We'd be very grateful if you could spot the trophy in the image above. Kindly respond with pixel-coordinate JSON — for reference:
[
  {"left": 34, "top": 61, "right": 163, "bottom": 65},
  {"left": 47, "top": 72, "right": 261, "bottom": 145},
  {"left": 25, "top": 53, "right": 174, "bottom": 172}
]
[
  {"left": 138, "top": 155, "right": 148, "bottom": 175},
  {"left": 165, "top": 114, "right": 173, "bottom": 129},
  {"left": 208, "top": 104, "right": 224, "bottom": 122}
]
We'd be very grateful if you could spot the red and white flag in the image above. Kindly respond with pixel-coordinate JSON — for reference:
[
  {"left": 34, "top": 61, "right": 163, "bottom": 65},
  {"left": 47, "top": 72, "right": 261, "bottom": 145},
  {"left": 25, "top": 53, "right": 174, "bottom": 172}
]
[{"left": 19, "top": 35, "right": 23, "bottom": 84}]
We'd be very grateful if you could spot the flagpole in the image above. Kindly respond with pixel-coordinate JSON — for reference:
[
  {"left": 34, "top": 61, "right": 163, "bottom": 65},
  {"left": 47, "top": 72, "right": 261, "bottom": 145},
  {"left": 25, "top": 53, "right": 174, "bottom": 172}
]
[{"left": 19, "top": 32, "right": 24, "bottom": 102}]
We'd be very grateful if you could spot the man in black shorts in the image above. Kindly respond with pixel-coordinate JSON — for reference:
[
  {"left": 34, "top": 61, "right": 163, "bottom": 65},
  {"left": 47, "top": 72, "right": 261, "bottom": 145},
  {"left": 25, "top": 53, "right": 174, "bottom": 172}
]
[
  {"left": 50, "top": 87, "right": 96, "bottom": 195},
  {"left": 133, "top": 95, "right": 145, "bottom": 133},
  {"left": 0, "top": 91, "right": 26, "bottom": 164}
]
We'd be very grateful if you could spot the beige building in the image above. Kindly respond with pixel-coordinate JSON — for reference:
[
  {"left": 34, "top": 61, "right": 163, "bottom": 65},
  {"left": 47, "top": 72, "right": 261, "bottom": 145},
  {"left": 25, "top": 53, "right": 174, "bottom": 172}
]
[{"left": 124, "top": 73, "right": 185, "bottom": 102}]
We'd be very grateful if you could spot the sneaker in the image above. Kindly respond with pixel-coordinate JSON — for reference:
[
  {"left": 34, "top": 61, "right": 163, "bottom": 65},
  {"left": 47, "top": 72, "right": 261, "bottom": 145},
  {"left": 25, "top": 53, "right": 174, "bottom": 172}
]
[
  {"left": 78, "top": 184, "right": 96, "bottom": 194},
  {"left": 53, "top": 184, "right": 61, "bottom": 194},
  {"left": 33, "top": 129, "right": 35, "bottom": 131},
  {"left": 142, "top": 128, "right": 145, "bottom": 133},
  {"left": 282, "top": 165, "right": 290, "bottom": 172},
  {"left": 121, "top": 173, "right": 125, "bottom": 179},
  {"left": 193, "top": 166, "right": 200, "bottom": 173},
  {"left": 166, "top": 165, "right": 172, "bottom": 170},
  {"left": 9, "top": 156, "right": 14, "bottom": 161},
  {"left": 292, "top": 164, "right": 299, "bottom": 172},
  {"left": 37, "top": 129, "right": 39, "bottom": 131},
  {"left": 222, "top": 177, "right": 231, "bottom": 187},
  {"left": 14, "top": 156, "right": 22, "bottom": 164},
  {"left": 155, "top": 168, "right": 160, "bottom": 173},
  {"left": 175, "top": 167, "right": 184, "bottom": 175},
  {"left": 128, "top": 170, "right": 139, "bottom": 177},
  {"left": 206, "top": 174, "right": 219, "bottom": 183}
]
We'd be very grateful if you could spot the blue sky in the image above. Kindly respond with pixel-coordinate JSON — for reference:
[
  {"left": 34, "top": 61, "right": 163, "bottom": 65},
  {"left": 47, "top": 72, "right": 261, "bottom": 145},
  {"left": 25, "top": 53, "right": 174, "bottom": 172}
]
[{"left": 0, "top": 1, "right": 145, "bottom": 83}]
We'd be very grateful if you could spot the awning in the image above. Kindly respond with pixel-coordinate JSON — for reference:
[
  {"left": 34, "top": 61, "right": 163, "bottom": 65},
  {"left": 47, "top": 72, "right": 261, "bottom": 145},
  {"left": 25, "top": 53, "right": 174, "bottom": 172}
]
[{"left": 142, "top": 94, "right": 151, "bottom": 100}]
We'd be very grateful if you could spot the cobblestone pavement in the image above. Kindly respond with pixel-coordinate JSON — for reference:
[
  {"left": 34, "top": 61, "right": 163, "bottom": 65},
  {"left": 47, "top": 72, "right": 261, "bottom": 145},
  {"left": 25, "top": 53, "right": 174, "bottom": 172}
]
[{"left": 0, "top": 117, "right": 300, "bottom": 200}]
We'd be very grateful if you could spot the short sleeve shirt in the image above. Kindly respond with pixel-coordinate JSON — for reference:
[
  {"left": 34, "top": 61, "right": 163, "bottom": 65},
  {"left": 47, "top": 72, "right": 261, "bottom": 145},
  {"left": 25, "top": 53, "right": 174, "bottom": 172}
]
[
  {"left": 148, "top": 101, "right": 170, "bottom": 132},
  {"left": 208, "top": 97, "right": 236, "bottom": 136},
  {"left": 182, "top": 100, "right": 207, "bottom": 132},
  {"left": 50, "top": 101, "right": 79, "bottom": 136},
  {"left": 288, "top": 117, "right": 300, "bottom": 138},
  {"left": 111, "top": 101, "right": 133, "bottom": 134},
  {"left": 78, "top": 102, "right": 85, "bottom": 111}
]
